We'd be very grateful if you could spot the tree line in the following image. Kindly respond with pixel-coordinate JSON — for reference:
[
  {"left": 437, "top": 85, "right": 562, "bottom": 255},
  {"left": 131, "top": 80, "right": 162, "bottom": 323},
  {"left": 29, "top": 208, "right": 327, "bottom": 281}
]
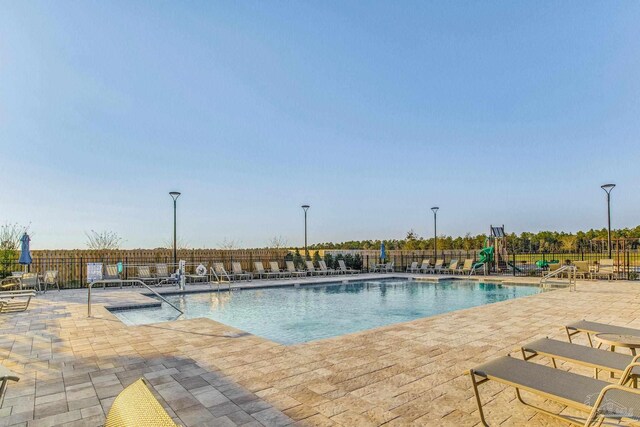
[{"left": 308, "top": 226, "right": 640, "bottom": 253}]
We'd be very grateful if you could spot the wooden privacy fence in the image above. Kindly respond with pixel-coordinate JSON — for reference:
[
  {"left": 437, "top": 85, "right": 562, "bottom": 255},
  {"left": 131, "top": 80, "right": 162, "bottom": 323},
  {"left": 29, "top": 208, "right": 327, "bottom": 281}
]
[{"left": 0, "top": 249, "right": 290, "bottom": 288}]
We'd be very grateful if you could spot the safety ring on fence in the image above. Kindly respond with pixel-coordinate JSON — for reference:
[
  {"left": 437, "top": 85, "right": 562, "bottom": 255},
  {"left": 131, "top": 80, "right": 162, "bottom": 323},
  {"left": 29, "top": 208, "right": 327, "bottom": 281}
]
[{"left": 196, "top": 264, "right": 207, "bottom": 276}]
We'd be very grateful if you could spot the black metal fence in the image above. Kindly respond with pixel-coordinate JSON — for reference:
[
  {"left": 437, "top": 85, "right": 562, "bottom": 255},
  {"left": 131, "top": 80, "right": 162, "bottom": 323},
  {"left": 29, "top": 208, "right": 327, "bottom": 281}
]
[{"left": 2, "top": 249, "right": 639, "bottom": 289}]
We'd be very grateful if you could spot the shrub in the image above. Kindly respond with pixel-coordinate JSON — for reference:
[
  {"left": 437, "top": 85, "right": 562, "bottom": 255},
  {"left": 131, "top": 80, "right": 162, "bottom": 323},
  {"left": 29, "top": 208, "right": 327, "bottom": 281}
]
[
  {"left": 324, "top": 253, "right": 335, "bottom": 269},
  {"left": 293, "top": 248, "right": 304, "bottom": 269}
]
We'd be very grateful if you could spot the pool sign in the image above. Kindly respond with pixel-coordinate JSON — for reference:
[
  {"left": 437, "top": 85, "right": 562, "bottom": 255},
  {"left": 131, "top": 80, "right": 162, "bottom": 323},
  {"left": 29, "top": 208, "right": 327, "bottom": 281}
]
[{"left": 87, "top": 263, "right": 103, "bottom": 283}]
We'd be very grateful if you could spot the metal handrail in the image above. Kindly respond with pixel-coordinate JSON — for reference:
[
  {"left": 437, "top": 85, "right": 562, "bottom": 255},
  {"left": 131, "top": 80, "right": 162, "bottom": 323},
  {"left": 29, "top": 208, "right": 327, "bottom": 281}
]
[
  {"left": 88, "top": 279, "right": 183, "bottom": 317},
  {"left": 540, "top": 265, "right": 576, "bottom": 291}
]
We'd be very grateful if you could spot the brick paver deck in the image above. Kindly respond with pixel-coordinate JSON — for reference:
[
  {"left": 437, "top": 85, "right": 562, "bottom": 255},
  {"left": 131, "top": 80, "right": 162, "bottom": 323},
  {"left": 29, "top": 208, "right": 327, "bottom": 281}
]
[{"left": 1, "top": 274, "right": 638, "bottom": 426}]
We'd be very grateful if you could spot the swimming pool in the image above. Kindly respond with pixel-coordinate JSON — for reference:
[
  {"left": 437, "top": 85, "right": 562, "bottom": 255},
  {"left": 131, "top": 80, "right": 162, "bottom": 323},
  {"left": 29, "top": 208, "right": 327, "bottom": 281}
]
[{"left": 113, "top": 279, "right": 541, "bottom": 345}]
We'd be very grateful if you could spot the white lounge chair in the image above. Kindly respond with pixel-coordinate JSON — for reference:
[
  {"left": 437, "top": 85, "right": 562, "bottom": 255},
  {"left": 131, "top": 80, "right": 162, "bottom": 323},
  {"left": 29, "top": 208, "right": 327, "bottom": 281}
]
[
  {"left": 232, "top": 262, "right": 252, "bottom": 281},
  {"left": 286, "top": 261, "right": 307, "bottom": 278},
  {"left": 429, "top": 259, "right": 444, "bottom": 274},
  {"left": 305, "top": 261, "right": 324, "bottom": 275},
  {"left": 458, "top": 259, "right": 474, "bottom": 275},
  {"left": 406, "top": 261, "right": 419, "bottom": 273},
  {"left": 212, "top": 263, "right": 233, "bottom": 282},
  {"left": 254, "top": 262, "right": 279, "bottom": 279},
  {"left": 269, "top": 261, "right": 289, "bottom": 278},
  {"left": 318, "top": 260, "right": 337, "bottom": 275},
  {"left": 337, "top": 260, "right": 359, "bottom": 274},
  {"left": 418, "top": 259, "right": 431, "bottom": 274},
  {"left": 42, "top": 270, "right": 60, "bottom": 292}
]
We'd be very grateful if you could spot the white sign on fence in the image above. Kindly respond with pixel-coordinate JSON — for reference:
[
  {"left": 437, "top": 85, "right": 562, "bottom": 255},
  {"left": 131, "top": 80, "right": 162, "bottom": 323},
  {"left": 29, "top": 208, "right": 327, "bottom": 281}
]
[{"left": 87, "top": 263, "right": 103, "bottom": 283}]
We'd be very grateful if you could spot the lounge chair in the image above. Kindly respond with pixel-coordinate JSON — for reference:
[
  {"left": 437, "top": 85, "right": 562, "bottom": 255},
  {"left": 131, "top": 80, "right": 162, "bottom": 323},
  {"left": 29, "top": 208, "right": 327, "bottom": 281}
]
[
  {"left": 0, "top": 366, "right": 19, "bottom": 406},
  {"left": 269, "top": 261, "right": 289, "bottom": 278},
  {"left": 154, "top": 264, "right": 178, "bottom": 286},
  {"left": 211, "top": 263, "right": 233, "bottom": 282},
  {"left": 318, "top": 260, "right": 337, "bottom": 275},
  {"left": 383, "top": 262, "right": 394, "bottom": 273},
  {"left": 105, "top": 264, "right": 120, "bottom": 280},
  {"left": 406, "top": 262, "right": 419, "bottom": 273},
  {"left": 573, "top": 261, "right": 590, "bottom": 279},
  {"left": 566, "top": 320, "right": 640, "bottom": 347},
  {"left": 232, "top": 262, "right": 252, "bottom": 281},
  {"left": 253, "top": 262, "right": 279, "bottom": 279},
  {"left": 337, "top": 259, "right": 359, "bottom": 274},
  {"left": 418, "top": 260, "right": 431, "bottom": 274},
  {"left": 458, "top": 259, "right": 474, "bottom": 275},
  {"left": 105, "top": 378, "right": 178, "bottom": 427},
  {"left": 286, "top": 261, "right": 307, "bottom": 278},
  {"left": 42, "top": 270, "right": 60, "bottom": 292},
  {"left": 429, "top": 259, "right": 444, "bottom": 274},
  {"left": 521, "top": 337, "right": 640, "bottom": 380},
  {"left": 305, "top": 261, "right": 324, "bottom": 275},
  {"left": 444, "top": 259, "right": 459, "bottom": 274},
  {"left": 0, "top": 290, "right": 36, "bottom": 313},
  {"left": 592, "top": 259, "right": 617, "bottom": 280},
  {"left": 469, "top": 355, "right": 640, "bottom": 426},
  {"left": 19, "top": 273, "right": 40, "bottom": 292},
  {"left": 136, "top": 266, "right": 159, "bottom": 286}
]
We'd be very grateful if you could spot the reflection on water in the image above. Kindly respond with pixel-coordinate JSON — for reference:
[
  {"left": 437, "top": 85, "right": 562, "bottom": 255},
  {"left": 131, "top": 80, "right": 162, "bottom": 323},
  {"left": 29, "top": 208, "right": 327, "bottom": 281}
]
[{"left": 114, "top": 279, "right": 541, "bottom": 345}]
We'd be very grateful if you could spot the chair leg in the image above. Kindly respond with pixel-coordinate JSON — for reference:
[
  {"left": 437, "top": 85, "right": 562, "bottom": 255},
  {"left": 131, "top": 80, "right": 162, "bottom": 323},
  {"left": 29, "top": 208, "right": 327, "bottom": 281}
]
[{"left": 469, "top": 371, "right": 489, "bottom": 427}]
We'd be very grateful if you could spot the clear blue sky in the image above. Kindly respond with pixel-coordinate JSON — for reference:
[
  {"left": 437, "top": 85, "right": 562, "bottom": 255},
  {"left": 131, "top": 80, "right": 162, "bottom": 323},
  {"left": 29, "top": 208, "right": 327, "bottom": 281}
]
[{"left": 1, "top": 1, "right": 639, "bottom": 249}]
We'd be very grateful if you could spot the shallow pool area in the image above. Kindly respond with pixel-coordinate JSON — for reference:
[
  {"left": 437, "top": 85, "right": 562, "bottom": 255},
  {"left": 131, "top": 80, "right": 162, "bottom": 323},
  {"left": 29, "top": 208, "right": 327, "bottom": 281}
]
[{"left": 112, "top": 279, "right": 542, "bottom": 345}]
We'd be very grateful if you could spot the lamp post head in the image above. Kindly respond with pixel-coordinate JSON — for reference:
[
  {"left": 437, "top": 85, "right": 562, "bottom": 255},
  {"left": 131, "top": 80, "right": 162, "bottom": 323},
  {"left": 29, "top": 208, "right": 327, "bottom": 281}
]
[
  {"left": 431, "top": 206, "right": 439, "bottom": 215},
  {"left": 169, "top": 191, "right": 181, "bottom": 201},
  {"left": 600, "top": 184, "right": 615, "bottom": 194},
  {"left": 301, "top": 204, "right": 310, "bottom": 212}
]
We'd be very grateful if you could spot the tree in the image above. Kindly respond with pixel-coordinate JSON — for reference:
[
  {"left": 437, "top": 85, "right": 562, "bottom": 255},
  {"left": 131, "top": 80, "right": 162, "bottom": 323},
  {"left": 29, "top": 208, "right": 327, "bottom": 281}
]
[
  {"left": 312, "top": 251, "right": 321, "bottom": 264},
  {"left": 218, "top": 238, "right": 239, "bottom": 250},
  {"left": 85, "top": 230, "right": 123, "bottom": 250},
  {"left": 267, "top": 236, "right": 288, "bottom": 249},
  {"left": 293, "top": 248, "right": 304, "bottom": 268},
  {"left": 0, "top": 222, "right": 30, "bottom": 251},
  {"left": 324, "top": 253, "right": 335, "bottom": 269}
]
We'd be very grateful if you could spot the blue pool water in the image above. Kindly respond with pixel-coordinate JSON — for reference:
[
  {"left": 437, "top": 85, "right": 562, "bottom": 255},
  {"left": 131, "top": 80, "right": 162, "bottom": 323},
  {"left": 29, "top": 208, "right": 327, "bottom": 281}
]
[{"left": 113, "top": 279, "right": 541, "bottom": 345}]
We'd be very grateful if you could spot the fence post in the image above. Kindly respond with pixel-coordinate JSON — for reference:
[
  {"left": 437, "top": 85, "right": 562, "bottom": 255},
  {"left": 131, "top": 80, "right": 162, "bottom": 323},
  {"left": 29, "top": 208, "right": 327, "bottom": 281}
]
[
  {"left": 80, "top": 256, "right": 83, "bottom": 288},
  {"left": 512, "top": 252, "right": 516, "bottom": 276}
]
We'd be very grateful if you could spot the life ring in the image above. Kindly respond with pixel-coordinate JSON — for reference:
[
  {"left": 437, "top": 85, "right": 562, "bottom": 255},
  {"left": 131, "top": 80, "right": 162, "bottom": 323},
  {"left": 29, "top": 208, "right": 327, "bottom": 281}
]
[{"left": 196, "top": 264, "right": 207, "bottom": 276}]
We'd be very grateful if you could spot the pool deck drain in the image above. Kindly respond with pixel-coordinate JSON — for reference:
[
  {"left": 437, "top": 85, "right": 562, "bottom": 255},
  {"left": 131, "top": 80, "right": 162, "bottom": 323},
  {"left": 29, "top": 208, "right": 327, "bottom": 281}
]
[{"left": 0, "top": 274, "right": 637, "bottom": 426}]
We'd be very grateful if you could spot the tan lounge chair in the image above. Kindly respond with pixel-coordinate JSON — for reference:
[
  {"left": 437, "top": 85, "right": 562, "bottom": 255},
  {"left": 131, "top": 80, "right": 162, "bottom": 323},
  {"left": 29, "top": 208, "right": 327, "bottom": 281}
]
[
  {"left": 566, "top": 320, "right": 640, "bottom": 347},
  {"left": 305, "top": 261, "right": 324, "bottom": 275},
  {"left": 0, "top": 366, "right": 19, "bottom": 406},
  {"left": 521, "top": 337, "right": 640, "bottom": 380},
  {"left": 211, "top": 263, "right": 233, "bottom": 282},
  {"left": 458, "top": 259, "right": 474, "bottom": 275},
  {"left": 105, "top": 378, "right": 178, "bottom": 427},
  {"left": 469, "top": 355, "right": 640, "bottom": 426},
  {"left": 253, "top": 262, "right": 279, "bottom": 279},
  {"left": 592, "top": 259, "right": 617, "bottom": 280},
  {"left": 286, "top": 261, "right": 307, "bottom": 278},
  {"left": 136, "top": 266, "right": 159, "bottom": 285},
  {"left": 444, "top": 259, "right": 459, "bottom": 274},
  {"left": 0, "top": 290, "right": 36, "bottom": 313},
  {"left": 337, "top": 259, "right": 359, "bottom": 274},
  {"left": 269, "top": 261, "right": 289, "bottom": 278},
  {"left": 232, "top": 262, "right": 252, "bottom": 281}
]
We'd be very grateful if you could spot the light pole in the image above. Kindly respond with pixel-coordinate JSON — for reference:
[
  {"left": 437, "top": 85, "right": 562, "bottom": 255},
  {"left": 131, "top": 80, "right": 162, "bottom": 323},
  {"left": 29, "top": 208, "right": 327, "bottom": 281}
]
[
  {"left": 431, "top": 207, "right": 439, "bottom": 259},
  {"left": 301, "top": 204, "right": 310, "bottom": 259},
  {"left": 169, "top": 191, "right": 181, "bottom": 267},
  {"left": 600, "top": 184, "right": 615, "bottom": 258}
]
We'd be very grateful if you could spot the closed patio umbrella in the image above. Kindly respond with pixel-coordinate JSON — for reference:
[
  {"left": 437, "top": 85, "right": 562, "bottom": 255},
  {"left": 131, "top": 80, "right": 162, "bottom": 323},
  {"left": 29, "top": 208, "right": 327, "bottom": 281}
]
[
  {"left": 380, "top": 242, "right": 386, "bottom": 264},
  {"left": 18, "top": 233, "right": 32, "bottom": 271}
]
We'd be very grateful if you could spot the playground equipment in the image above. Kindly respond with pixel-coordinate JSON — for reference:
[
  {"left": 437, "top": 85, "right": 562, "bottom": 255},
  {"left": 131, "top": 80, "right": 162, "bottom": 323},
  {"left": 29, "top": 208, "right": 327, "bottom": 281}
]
[{"left": 473, "top": 225, "right": 509, "bottom": 274}]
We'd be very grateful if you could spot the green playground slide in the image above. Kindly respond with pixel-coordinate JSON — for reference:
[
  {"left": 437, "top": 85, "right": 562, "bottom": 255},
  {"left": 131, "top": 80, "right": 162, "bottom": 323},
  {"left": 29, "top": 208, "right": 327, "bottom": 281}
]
[{"left": 473, "top": 246, "right": 494, "bottom": 269}]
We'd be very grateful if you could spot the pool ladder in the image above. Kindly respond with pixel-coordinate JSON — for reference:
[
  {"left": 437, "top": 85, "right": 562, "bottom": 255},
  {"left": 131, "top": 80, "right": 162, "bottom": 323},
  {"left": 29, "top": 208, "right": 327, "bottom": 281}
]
[{"left": 540, "top": 265, "right": 577, "bottom": 292}]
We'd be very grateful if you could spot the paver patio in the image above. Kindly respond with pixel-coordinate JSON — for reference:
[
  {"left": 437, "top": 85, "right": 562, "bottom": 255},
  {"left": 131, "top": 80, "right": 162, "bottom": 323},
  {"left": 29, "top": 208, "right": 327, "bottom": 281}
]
[{"left": 1, "top": 274, "right": 638, "bottom": 426}]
